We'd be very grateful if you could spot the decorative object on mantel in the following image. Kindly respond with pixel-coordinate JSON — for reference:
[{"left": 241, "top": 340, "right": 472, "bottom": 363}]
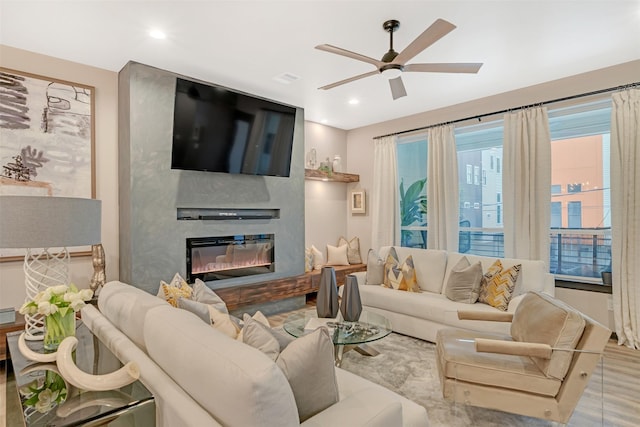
[
  {"left": 340, "top": 275, "right": 363, "bottom": 322},
  {"left": 306, "top": 148, "right": 317, "bottom": 169},
  {"left": 19, "top": 284, "right": 93, "bottom": 352},
  {"left": 0, "top": 195, "right": 101, "bottom": 340},
  {"left": 316, "top": 266, "right": 339, "bottom": 318},
  {"left": 90, "top": 243, "right": 106, "bottom": 293},
  {"left": 332, "top": 155, "right": 342, "bottom": 173},
  {"left": 351, "top": 190, "right": 366, "bottom": 214},
  {"left": 304, "top": 168, "right": 359, "bottom": 183}
]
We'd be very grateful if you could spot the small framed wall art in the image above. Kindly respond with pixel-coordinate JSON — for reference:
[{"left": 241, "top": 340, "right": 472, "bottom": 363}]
[{"left": 351, "top": 190, "right": 365, "bottom": 214}]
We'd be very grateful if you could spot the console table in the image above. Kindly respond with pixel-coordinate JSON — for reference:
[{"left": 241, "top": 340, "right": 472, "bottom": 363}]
[
  {"left": 5, "top": 322, "right": 155, "bottom": 427},
  {"left": 215, "top": 264, "right": 366, "bottom": 310}
]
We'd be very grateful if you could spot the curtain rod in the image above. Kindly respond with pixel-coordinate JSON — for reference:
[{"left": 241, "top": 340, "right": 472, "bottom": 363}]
[{"left": 373, "top": 81, "right": 640, "bottom": 140}]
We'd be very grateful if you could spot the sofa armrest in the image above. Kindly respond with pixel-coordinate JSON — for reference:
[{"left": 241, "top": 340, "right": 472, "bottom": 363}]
[
  {"left": 301, "top": 389, "right": 402, "bottom": 427},
  {"left": 475, "top": 338, "right": 552, "bottom": 359},
  {"left": 457, "top": 311, "right": 514, "bottom": 322}
]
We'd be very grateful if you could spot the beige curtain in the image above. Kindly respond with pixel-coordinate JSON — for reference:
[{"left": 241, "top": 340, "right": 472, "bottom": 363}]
[
  {"left": 371, "top": 136, "right": 399, "bottom": 249},
  {"left": 611, "top": 88, "right": 640, "bottom": 349},
  {"left": 427, "top": 124, "right": 459, "bottom": 251},
  {"left": 503, "top": 107, "right": 551, "bottom": 261}
]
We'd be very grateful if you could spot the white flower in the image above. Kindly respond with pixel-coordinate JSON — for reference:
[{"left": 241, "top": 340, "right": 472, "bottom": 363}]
[
  {"left": 79, "top": 289, "right": 93, "bottom": 301},
  {"left": 18, "top": 302, "right": 33, "bottom": 315},
  {"left": 34, "top": 389, "right": 57, "bottom": 413},
  {"left": 63, "top": 292, "right": 80, "bottom": 303},
  {"left": 70, "top": 299, "right": 85, "bottom": 312},
  {"left": 37, "top": 301, "right": 58, "bottom": 316},
  {"left": 50, "top": 285, "right": 68, "bottom": 296}
]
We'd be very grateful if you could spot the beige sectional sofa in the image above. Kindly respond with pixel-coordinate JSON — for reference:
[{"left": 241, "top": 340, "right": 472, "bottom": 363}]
[
  {"left": 352, "top": 246, "right": 555, "bottom": 342},
  {"left": 81, "top": 281, "right": 429, "bottom": 427}
]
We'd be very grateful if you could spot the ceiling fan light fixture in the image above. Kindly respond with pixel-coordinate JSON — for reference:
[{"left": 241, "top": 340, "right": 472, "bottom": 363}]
[{"left": 380, "top": 64, "right": 403, "bottom": 79}]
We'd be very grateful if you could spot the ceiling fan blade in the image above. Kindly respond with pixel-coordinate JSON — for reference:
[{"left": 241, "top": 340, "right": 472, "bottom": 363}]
[
  {"left": 389, "top": 76, "right": 407, "bottom": 100},
  {"left": 318, "top": 70, "right": 380, "bottom": 90},
  {"left": 315, "top": 44, "right": 384, "bottom": 68},
  {"left": 393, "top": 19, "right": 456, "bottom": 65},
  {"left": 404, "top": 63, "right": 483, "bottom": 73}
]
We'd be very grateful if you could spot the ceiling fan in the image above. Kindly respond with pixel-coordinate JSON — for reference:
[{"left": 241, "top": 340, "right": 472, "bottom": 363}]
[{"left": 316, "top": 19, "right": 483, "bottom": 100}]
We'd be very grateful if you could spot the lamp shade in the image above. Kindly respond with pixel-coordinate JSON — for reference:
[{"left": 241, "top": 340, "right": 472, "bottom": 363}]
[{"left": 0, "top": 196, "right": 101, "bottom": 248}]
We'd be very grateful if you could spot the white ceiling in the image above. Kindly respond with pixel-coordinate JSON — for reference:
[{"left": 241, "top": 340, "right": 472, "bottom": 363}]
[{"left": 1, "top": 1, "right": 639, "bottom": 130}]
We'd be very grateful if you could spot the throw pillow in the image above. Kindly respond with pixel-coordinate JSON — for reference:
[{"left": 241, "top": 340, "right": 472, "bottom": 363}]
[
  {"left": 236, "top": 310, "right": 271, "bottom": 342},
  {"left": 242, "top": 314, "right": 281, "bottom": 360},
  {"left": 156, "top": 272, "right": 189, "bottom": 298},
  {"left": 304, "top": 247, "right": 314, "bottom": 272},
  {"left": 311, "top": 245, "right": 324, "bottom": 270},
  {"left": 159, "top": 281, "right": 192, "bottom": 307},
  {"left": 480, "top": 259, "right": 503, "bottom": 290},
  {"left": 444, "top": 257, "right": 483, "bottom": 304},
  {"left": 192, "top": 279, "right": 228, "bottom": 314},
  {"left": 177, "top": 297, "right": 211, "bottom": 324},
  {"left": 365, "top": 248, "right": 385, "bottom": 285},
  {"left": 275, "top": 327, "right": 339, "bottom": 422},
  {"left": 382, "top": 247, "right": 420, "bottom": 292},
  {"left": 209, "top": 306, "right": 241, "bottom": 339},
  {"left": 478, "top": 264, "right": 522, "bottom": 311},
  {"left": 337, "top": 236, "right": 362, "bottom": 264},
  {"left": 326, "top": 244, "right": 350, "bottom": 266}
]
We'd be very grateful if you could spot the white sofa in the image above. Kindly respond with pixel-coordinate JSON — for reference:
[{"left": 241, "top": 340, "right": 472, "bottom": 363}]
[
  {"left": 352, "top": 246, "right": 555, "bottom": 343},
  {"left": 81, "top": 280, "right": 429, "bottom": 427}
]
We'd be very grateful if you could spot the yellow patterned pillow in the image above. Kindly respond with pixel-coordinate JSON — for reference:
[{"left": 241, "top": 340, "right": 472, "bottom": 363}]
[
  {"left": 161, "top": 281, "right": 193, "bottom": 307},
  {"left": 480, "top": 259, "right": 503, "bottom": 289},
  {"left": 382, "top": 247, "right": 420, "bottom": 292},
  {"left": 478, "top": 264, "right": 521, "bottom": 311}
]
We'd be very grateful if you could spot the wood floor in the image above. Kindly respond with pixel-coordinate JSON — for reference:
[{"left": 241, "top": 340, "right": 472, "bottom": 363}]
[{"left": 2, "top": 311, "right": 639, "bottom": 427}]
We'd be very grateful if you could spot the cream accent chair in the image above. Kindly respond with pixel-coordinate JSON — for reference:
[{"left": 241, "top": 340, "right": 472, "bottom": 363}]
[{"left": 435, "top": 291, "right": 610, "bottom": 424}]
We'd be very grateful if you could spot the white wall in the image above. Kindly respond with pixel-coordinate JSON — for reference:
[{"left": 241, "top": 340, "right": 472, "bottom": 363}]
[
  {"left": 345, "top": 59, "right": 640, "bottom": 329},
  {"left": 304, "top": 121, "right": 359, "bottom": 258},
  {"left": 0, "top": 45, "right": 119, "bottom": 309}
]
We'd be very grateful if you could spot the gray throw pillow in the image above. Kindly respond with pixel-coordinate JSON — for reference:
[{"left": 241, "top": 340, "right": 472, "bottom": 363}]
[
  {"left": 365, "top": 248, "right": 384, "bottom": 285},
  {"left": 242, "top": 314, "right": 295, "bottom": 360},
  {"left": 276, "top": 327, "right": 339, "bottom": 422},
  {"left": 177, "top": 298, "right": 211, "bottom": 324},
  {"left": 445, "top": 257, "right": 483, "bottom": 304},
  {"left": 193, "top": 279, "right": 228, "bottom": 314}
]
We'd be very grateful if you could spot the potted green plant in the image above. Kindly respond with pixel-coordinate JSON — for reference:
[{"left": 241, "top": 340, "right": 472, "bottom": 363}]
[{"left": 400, "top": 178, "right": 427, "bottom": 247}]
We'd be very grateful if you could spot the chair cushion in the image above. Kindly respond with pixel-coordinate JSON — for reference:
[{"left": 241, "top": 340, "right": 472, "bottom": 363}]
[
  {"left": 436, "top": 328, "right": 562, "bottom": 397},
  {"left": 511, "top": 292, "right": 586, "bottom": 380}
]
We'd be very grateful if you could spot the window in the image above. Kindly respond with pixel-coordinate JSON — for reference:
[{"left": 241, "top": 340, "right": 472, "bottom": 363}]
[
  {"left": 397, "top": 137, "right": 428, "bottom": 248},
  {"left": 466, "top": 164, "right": 472, "bottom": 184},
  {"left": 551, "top": 202, "right": 562, "bottom": 228},
  {"left": 496, "top": 158, "right": 501, "bottom": 173},
  {"left": 549, "top": 99, "right": 611, "bottom": 282},
  {"left": 474, "top": 166, "right": 480, "bottom": 185},
  {"left": 482, "top": 170, "right": 487, "bottom": 185},
  {"left": 568, "top": 201, "right": 582, "bottom": 228},
  {"left": 496, "top": 205, "right": 501, "bottom": 224}
]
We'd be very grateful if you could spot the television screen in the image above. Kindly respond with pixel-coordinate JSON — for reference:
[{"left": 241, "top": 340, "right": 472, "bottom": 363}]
[{"left": 171, "top": 78, "right": 296, "bottom": 177}]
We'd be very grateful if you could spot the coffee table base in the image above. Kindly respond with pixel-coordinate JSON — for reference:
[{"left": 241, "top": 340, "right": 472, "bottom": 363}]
[{"left": 334, "top": 343, "right": 380, "bottom": 367}]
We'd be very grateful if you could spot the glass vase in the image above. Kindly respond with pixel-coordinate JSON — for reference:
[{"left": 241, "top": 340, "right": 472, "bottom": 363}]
[{"left": 43, "top": 310, "right": 76, "bottom": 352}]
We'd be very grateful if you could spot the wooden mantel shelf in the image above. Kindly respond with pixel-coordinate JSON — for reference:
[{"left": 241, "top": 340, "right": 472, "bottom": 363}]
[{"left": 305, "top": 168, "right": 359, "bottom": 183}]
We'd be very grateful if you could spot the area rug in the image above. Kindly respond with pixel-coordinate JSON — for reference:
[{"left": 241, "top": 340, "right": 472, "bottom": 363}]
[{"left": 339, "top": 333, "right": 560, "bottom": 427}]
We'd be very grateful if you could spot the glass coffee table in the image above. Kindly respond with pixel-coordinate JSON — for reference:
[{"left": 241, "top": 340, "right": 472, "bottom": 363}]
[{"left": 283, "top": 310, "right": 392, "bottom": 366}]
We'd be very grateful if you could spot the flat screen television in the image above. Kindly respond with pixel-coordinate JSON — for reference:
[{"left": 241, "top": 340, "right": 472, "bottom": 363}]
[{"left": 171, "top": 78, "right": 296, "bottom": 177}]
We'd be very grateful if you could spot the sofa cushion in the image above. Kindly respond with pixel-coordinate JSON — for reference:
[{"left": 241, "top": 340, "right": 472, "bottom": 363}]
[
  {"left": 242, "top": 313, "right": 294, "bottom": 360},
  {"left": 511, "top": 292, "right": 586, "bottom": 380},
  {"left": 338, "top": 236, "right": 362, "bottom": 264},
  {"left": 276, "top": 328, "right": 339, "bottom": 422},
  {"left": 436, "top": 328, "right": 562, "bottom": 397},
  {"left": 478, "top": 264, "right": 521, "bottom": 311},
  {"left": 177, "top": 297, "right": 211, "bottom": 324},
  {"left": 98, "top": 281, "right": 168, "bottom": 352},
  {"left": 382, "top": 247, "right": 420, "bottom": 292},
  {"left": 382, "top": 246, "right": 448, "bottom": 293},
  {"left": 444, "top": 257, "right": 483, "bottom": 304},
  {"left": 192, "top": 279, "right": 228, "bottom": 314},
  {"left": 365, "top": 249, "right": 385, "bottom": 285},
  {"left": 311, "top": 245, "right": 324, "bottom": 270},
  {"left": 145, "top": 305, "right": 299, "bottom": 427}
]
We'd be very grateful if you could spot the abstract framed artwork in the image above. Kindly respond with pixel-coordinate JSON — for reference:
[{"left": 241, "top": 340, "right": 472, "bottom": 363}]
[
  {"left": 0, "top": 68, "right": 96, "bottom": 261},
  {"left": 351, "top": 190, "right": 366, "bottom": 214}
]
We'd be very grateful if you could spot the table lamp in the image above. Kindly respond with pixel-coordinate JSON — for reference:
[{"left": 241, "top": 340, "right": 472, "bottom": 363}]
[{"left": 0, "top": 195, "right": 101, "bottom": 340}]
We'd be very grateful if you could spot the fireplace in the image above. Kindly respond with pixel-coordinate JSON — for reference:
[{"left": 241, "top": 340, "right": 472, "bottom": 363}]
[{"left": 186, "top": 234, "right": 275, "bottom": 282}]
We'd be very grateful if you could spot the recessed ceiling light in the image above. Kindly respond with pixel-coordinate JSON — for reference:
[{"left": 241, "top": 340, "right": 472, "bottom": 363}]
[
  {"left": 149, "top": 29, "right": 166, "bottom": 40},
  {"left": 273, "top": 72, "right": 301, "bottom": 84},
  {"left": 348, "top": 99, "right": 359, "bottom": 105}
]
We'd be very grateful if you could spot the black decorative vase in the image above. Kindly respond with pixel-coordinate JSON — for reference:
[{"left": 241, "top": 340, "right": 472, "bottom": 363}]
[
  {"left": 317, "top": 266, "right": 339, "bottom": 318},
  {"left": 340, "top": 274, "right": 363, "bottom": 322}
]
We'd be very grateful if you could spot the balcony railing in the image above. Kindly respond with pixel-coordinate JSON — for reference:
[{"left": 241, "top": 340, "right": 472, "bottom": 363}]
[{"left": 400, "top": 226, "right": 611, "bottom": 283}]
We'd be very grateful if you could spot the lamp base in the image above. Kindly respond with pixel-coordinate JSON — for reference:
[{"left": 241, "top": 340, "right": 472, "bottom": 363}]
[{"left": 23, "top": 247, "right": 70, "bottom": 340}]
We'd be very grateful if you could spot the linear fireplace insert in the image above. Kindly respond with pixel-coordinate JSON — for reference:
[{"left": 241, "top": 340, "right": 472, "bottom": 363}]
[{"left": 186, "top": 234, "right": 275, "bottom": 282}]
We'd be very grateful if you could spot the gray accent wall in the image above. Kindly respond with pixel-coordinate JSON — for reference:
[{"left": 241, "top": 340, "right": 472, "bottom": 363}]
[{"left": 118, "top": 61, "right": 305, "bottom": 294}]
